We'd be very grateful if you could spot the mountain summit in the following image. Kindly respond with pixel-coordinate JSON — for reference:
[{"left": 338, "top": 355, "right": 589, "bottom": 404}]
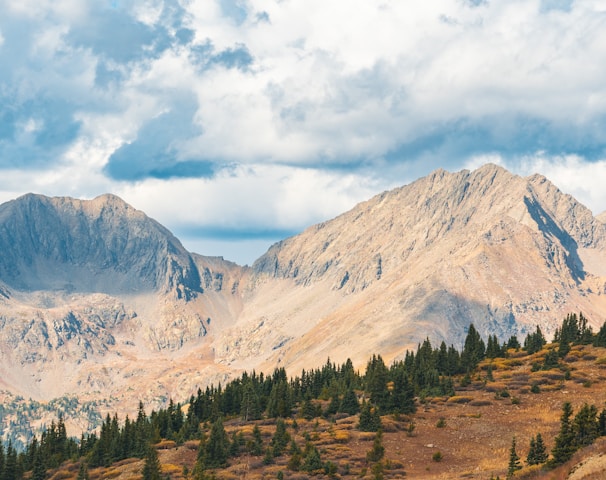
[
  {"left": 230, "top": 164, "right": 606, "bottom": 372},
  {"left": 1, "top": 164, "right": 606, "bottom": 436},
  {"left": 0, "top": 193, "right": 201, "bottom": 298}
]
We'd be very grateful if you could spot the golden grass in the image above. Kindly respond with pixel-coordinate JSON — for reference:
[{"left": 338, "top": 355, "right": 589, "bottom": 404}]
[{"left": 446, "top": 395, "right": 474, "bottom": 404}]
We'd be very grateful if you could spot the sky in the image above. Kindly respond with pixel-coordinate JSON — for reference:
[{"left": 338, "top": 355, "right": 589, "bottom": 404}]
[{"left": 1, "top": 0, "right": 606, "bottom": 265}]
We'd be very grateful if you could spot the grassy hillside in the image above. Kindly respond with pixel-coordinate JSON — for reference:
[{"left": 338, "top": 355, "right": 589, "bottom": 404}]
[{"left": 8, "top": 316, "right": 606, "bottom": 480}]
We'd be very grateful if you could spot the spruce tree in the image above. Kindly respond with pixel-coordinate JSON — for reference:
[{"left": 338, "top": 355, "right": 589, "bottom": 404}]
[
  {"left": 340, "top": 388, "right": 360, "bottom": 415},
  {"left": 250, "top": 425, "right": 263, "bottom": 456},
  {"left": 573, "top": 403, "right": 598, "bottom": 447},
  {"left": 550, "top": 402, "right": 576, "bottom": 466},
  {"left": 461, "top": 323, "right": 486, "bottom": 372},
  {"left": 271, "top": 419, "right": 291, "bottom": 456},
  {"left": 366, "top": 429, "right": 385, "bottom": 462},
  {"left": 526, "top": 434, "right": 548, "bottom": 465},
  {"left": 77, "top": 463, "right": 90, "bottom": 480},
  {"left": 302, "top": 445, "right": 323, "bottom": 473},
  {"left": 0, "top": 441, "right": 5, "bottom": 480},
  {"left": 4, "top": 442, "right": 18, "bottom": 480},
  {"left": 534, "top": 433, "right": 548, "bottom": 464},
  {"left": 240, "top": 382, "right": 261, "bottom": 421},
  {"left": 142, "top": 447, "right": 161, "bottom": 480},
  {"left": 358, "top": 401, "right": 381, "bottom": 432},
  {"left": 204, "top": 417, "right": 229, "bottom": 468},
  {"left": 31, "top": 449, "right": 46, "bottom": 480},
  {"left": 507, "top": 436, "right": 522, "bottom": 478}
]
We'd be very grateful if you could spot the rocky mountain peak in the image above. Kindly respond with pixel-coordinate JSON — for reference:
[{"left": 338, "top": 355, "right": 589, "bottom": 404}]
[{"left": 0, "top": 193, "right": 201, "bottom": 298}]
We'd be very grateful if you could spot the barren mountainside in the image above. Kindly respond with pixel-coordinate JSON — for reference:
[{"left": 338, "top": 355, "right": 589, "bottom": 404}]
[{"left": 1, "top": 164, "right": 606, "bottom": 444}]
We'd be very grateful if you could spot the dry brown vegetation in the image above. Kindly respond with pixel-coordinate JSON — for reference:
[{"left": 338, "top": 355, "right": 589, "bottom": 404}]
[{"left": 41, "top": 344, "right": 606, "bottom": 480}]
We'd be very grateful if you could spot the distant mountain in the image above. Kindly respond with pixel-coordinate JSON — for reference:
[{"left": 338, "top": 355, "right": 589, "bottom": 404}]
[
  {"left": 1, "top": 164, "right": 606, "bottom": 444},
  {"left": 223, "top": 164, "right": 606, "bottom": 373},
  {"left": 0, "top": 193, "right": 201, "bottom": 298}
]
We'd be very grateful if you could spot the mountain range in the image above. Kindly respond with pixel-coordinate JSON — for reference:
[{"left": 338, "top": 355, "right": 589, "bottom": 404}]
[{"left": 1, "top": 163, "right": 606, "bottom": 441}]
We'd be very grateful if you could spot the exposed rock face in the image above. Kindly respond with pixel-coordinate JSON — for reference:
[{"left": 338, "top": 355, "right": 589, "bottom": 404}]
[
  {"left": 0, "top": 194, "right": 201, "bottom": 298},
  {"left": 239, "top": 164, "right": 606, "bottom": 373},
  {"left": 1, "top": 164, "right": 606, "bottom": 441}
]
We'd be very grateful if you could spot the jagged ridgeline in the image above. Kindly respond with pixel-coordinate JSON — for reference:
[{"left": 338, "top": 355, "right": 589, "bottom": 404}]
[
  {"left": 1, "top": 164, "right": 606, "bottom": 455},
  {"left": 2, "top": 312, "right": 606, "bottom": 479}
]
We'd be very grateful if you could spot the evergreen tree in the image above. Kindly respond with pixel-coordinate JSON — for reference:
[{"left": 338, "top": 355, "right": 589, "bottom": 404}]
[
  {"left": 324, "top": 395, "right": 340, "bottom": 417},
  {"left": 358, "top": 402, "right": 382, "bottom": 432},
  {"left": 142, "top": 447, "right": 161, "bottom": 480},
  {"left": 534, "top": 433, "right": 548, "bottom": 464},
  {"left": 507, "top": 436, "right": 522, "bottom": 478},
  {"left": 366, "top": 429, "right": 385, "bottom": 462},
  {"left": 593, "top": 321, "right": 606, "bottom": 347},
  {"left": 302, "top": 445, "right": 323, "bottom": 473},
  {"left": 204, "top": 418, "right": 229, "bottom": 468},
  {"left": 461, "top": 324, "right": 486, "bottom": 372},
  {"left": 598, "top": 408, "right": 606, "bottom": 436},
  {"left": 550, "top": 402, "right": 576, "bottom": 466},
  {"left": 542, "top": 348, "right": 560, "bottom": 370},
  {"left": 250, "top": 425, "right": 263, "bottom": 456},
  {"left": 4, "top": 442, "right": 18, "bottom": 480},
  {"left": 266, "top": 380, "right": 292, "bottom": 418},
  {"left": 506, "top": 335, "right": 521, "bottom": 351},
  {"left": 271, "top": 419, "right": 290, "bottom": 456},
  {"left": 240, "top": 382, "right": 261, "bottom": 421},
  {"left": 390, "top": 366, "right": 416, "bottom": 414},
  {"left": 573, "top": 403, "right": 599, "bottom": 447},
  {"left": 299, "top": 394, "right": 318, "bottom": 420},
  {"left": 0, "top": 441, "right": 5, "bottom": 480},
  {"left": 366, "top": 355, "right": 390, "bottom": 411},
  {"left": 77, "top": 463, "right": 90, "bottom": 480},
  {"left": 524, "top": 326, "right": 546, "bottom": 354},
  {"left": 340, "top": 388, "right": 360, "bottom": 415},
  {"left": 31, "top": 449, "right": 46, "bottom": 480},
  {"left": 527, "top": 433, "right": 548, "bottom": 465}
]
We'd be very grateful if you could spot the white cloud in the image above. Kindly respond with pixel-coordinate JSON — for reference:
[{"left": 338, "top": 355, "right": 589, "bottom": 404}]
[{"left": 1, "top": 0, "right": 606, "bottom": 263}]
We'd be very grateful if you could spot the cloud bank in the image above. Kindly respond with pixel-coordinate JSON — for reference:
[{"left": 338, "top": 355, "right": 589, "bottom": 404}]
[{"left": 0, "top": 0, "right": 605, "bottom": 263}]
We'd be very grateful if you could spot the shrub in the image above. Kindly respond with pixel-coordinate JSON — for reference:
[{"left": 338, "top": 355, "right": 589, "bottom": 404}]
[
  {"left": 436, "top": 418, "right": 446, "bottom": 428},
  {"left": 432, "top": 451, "right": 443, "bottom": 462}
]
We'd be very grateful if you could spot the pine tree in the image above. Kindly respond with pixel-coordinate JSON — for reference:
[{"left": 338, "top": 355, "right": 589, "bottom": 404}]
[
  {"left": 358, "top": 401, "right": 381, "bottom": 432},
  {"left": 77, "top": 462, "right": 90, "bottom": 480},
  {"left": 366, "top": 429, "right": 385, "bottom": 462},
  {"left": 240, "top": 382, "right": 261, "bottom": 421},
  {"left": 550, "top": 402, "right": 576, "bottom": 466},
  {"left": 31, "top": 449, "right": 46, "bottom": 480},
  {"left": 507, "top": 436, "right": 522, "bottom": 478},
  {"left": 461, "top": 324, "right": 486, "bottom": 372},
  {"left": 573, "top": 403, "right": 598, "bottom": 447},
  {"left": 4, "top": 442, "right": 18, "bottom": 480},
  {"left": 250, "top": 425, "right": 263, "bottom": 456},
  {"left": 271, "top": 419, "right": 291, "bottom": 456},
  {"left": 302, "top": 445, "right": 323, "bottom": 473},
  {"left": 142, "top": 447, "right": 161, "bottom": 480},
  {"left": 534, "top": 433, "right": 548, "bottom": 464},
  {"left": 340, "top": 388, "right": 360, "bottom": 415},
  {"left": 594, "top": 321, "right": 606, "bottom": 347},
  {"left": 366, "top": 355, "right": 390, "bottom": 411},
  {"left": 204, "top": 417, "right": 229, "bottom": 468},
  {"left": 527, "top": 434, "right": 548, "bottom": 465},
  {"left": 0, "top": 441, "right": 5, "bottom": 480}
]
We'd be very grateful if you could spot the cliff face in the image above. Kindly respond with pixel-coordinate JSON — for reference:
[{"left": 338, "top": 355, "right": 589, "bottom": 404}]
[{"left": 1, "top": 164, "right": 606, "bottom": 434}]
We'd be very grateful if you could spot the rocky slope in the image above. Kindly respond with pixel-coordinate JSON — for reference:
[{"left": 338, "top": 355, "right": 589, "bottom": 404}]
[
  {"left": 1, "top": 164, "right": 606, "bottom": 443},
  {"left": 219, "top": 164, "right": 606, "bottom": 373}
]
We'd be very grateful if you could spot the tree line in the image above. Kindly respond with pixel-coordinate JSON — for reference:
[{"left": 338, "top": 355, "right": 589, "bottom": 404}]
[{"left": 1, "top": 312, "right": 606, "bottom": 479}]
